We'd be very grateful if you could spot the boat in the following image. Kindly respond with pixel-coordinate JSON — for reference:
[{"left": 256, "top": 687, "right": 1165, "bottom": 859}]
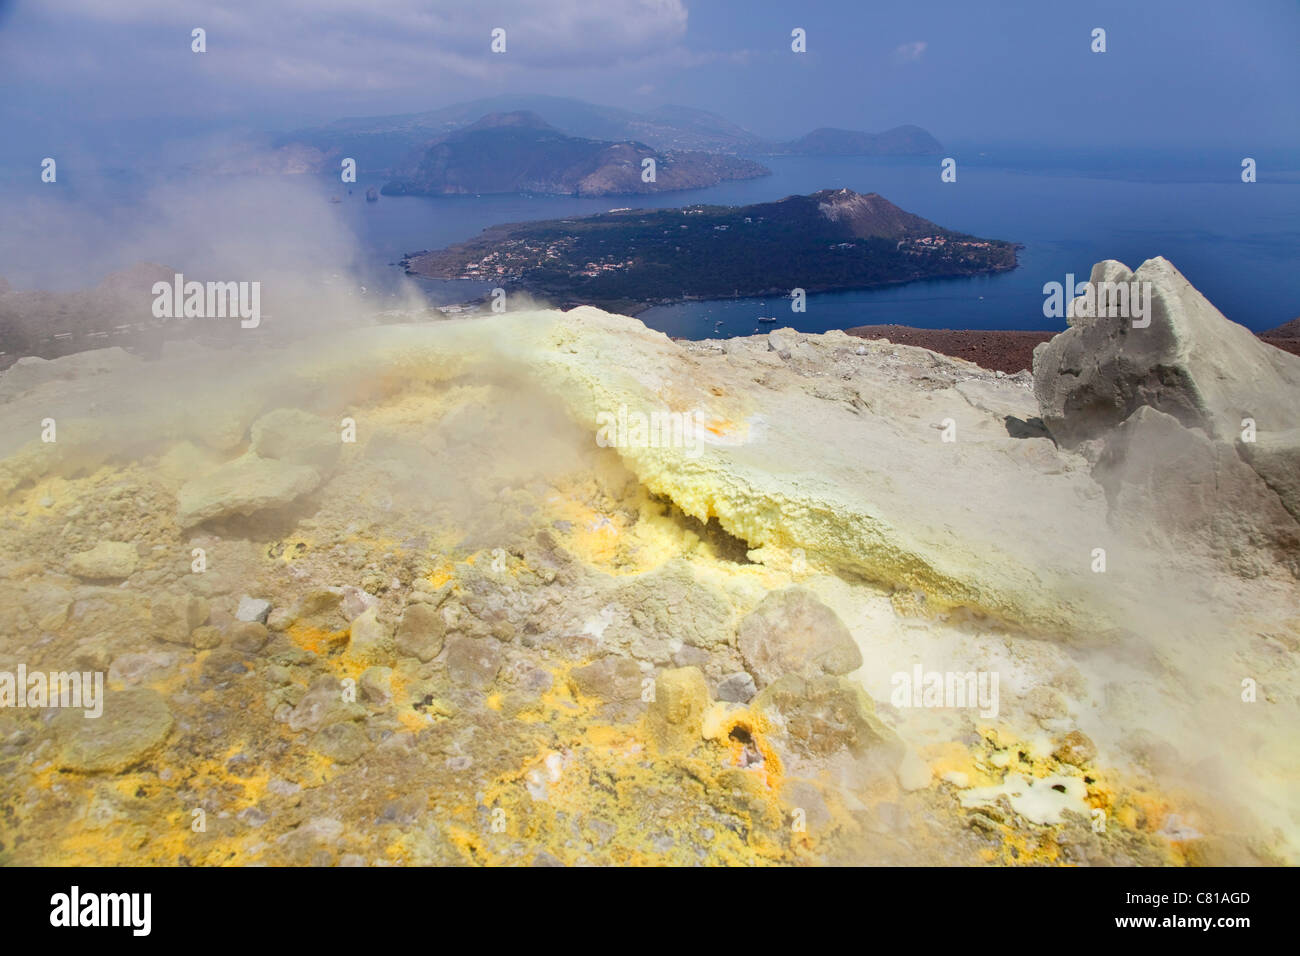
[{"left": 757, "top": 316, "right": 778, "bottom": 323}]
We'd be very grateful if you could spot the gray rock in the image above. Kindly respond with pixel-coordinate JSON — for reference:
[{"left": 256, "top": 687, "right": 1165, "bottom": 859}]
[
  {"left": 151, "top": 593, "right": 211, "bottom": 643},
  {"left": 52, "top": 688, "right": 173, "bottom": 773},
  {"left": 288, "top": 676, "right": 365, "bottom": 733},
  {"left": 444, "top": 636, "right": 503, "bottom": 691},
  {"left": 236, "top": 596, "right": 272, "bottom": 624},
  {"left": 108, "top": 651, "right": 176, "bottom": 686},
  {"left": 738, "top": 588, "right": 863, "bottom": 688},
  {"left": 1094, "top": 406, "right": 1300, "bottom": 576},
  {"left": 753, "top": 674, "right": 903, "bottom": 764},
  {"left": 612, "top": 561, "right": 732, "bottom": 654},
  {"left": 238, "top": 806, "right": 269, "bottom": 827},
  {"left": 266, "top": 778, "right": 302, "bottom": 798},
  {"left": 716, "top": 671, "right": 757, "bottom": 703},
  {"left": 339, "top": 586, "right": 378, "bottom": 622},
  {"left": 1240, "top": 429, "right": 1300, "bottom": 525},
  {"left": 1033, "top": 257, "right": 1300, "bottom": 520},
  {"left": 395, "top": 602, "right": 445, "bottom": 662}
]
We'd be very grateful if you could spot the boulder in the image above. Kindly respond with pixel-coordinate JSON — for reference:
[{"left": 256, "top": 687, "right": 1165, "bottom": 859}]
[
  {"left": 569, "top": 655, "right": 643, "bottom": 703},
  {"left": 738, "top": 588, "right": 862, "bottom": 688},
  {"left": 234, "top": 597, "right": 270, "bottom": 625},
  {"left": 0, "top": 348, "right": 139, "bottom": 402},
  {"left": 444, "top": 635, "right": 503, "bottom": 691},
  {"left": 359, "top": 666, "right": 393, "bottom": 706},
  {"left": 716, "top": 671, "right": 757, "bottom": 703},
  {"left": 52, "top": 688, "right": 173, "bottom": 773},
  {"left": 176, "top": 453, "right": 321, "bottom": 528},
  {"left": 645, "top": 666, "right": 709, "bottom": 753},
  {"left": 346, "top": 607, "right": 393, "bottom": 666},
  {"left": 1240, "top": 430, "right": 1300, "bottom": 524},
  {"left": 288, "top": 676, "right": 365, "bottom": 733},
  {"left": 753, "top": 674, "right": 903, "bottom": 763},
  {"left": 150, "top": 592, "right": 211, "bottom": 643},
  {"left": 312, "top": 721, "right": 370, "bottom": 764},
  {"left": 1094, "top": 407, "right": 1300, "bottom": 576},
  {"left": 1034, "top": 257, "right": 1300, "bottom": 520},
  {"left": 249, "top": 407, "right": 342, "bottom": 474},
  {"left": 67, "top": 541, "right": 137, "bottom": 580},
  {"left": 394, "top": 602, "right": 445, "bottom": 662},
  {"left": 230, "top": 621, "right": 270, "bottom": 653}
]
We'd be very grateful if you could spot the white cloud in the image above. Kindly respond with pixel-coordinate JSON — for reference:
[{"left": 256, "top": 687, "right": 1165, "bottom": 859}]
[
  {"left": 42, "top": 0, "right": 691, "bottom": 73},
  {"left": 893, "top": 40, "right": 927, "bottom": 63},
  {"left": 0, "top": 0, "right": 750, "bottom": 123}
]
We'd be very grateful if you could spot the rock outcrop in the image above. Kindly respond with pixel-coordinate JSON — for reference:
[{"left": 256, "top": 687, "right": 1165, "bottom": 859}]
[
  {"left": 738, "top": 588, "right": 862, "bottom": 688},
  {"left": 176, "top": 453, "right": 322, "bottom": 528},
  {"left": 1033, "top": 257, "right": 1300, "bottom": 559}
]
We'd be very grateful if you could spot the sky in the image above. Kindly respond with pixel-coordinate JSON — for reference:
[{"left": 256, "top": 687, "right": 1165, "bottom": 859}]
[{"left": 1, "top": 0, "right": 1297, "bottom": 160}]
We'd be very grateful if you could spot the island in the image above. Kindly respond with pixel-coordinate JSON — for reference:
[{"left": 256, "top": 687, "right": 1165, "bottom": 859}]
[
  {"left": 400, "top": 188, "right": 1020, "bottom": 314},
  {"left": 381, "top": 111, "right": 769, "bottom": 198}
]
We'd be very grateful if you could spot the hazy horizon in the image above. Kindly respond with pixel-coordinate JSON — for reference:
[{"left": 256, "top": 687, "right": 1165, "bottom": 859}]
[{"left": 2, "top": 0, "right": 1297, "bottom": 169}]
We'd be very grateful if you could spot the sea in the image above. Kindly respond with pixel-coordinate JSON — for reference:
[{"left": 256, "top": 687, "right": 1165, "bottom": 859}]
[{"left": 4, "top": 149, "right": 1297, "bottom": 337}]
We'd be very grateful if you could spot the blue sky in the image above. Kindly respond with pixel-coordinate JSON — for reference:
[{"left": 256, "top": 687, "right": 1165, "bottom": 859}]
[{"left": 0, "top": 0, "right": 1296, "bottom": 155}]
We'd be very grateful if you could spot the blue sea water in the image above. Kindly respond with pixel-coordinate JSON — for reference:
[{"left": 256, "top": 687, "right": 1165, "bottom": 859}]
[
  {"left": 4, "top": 151, "right": 1297, "bottom": 336},
  {"left": 335, "top": 152, "right": 1300, "bottom": 336}
]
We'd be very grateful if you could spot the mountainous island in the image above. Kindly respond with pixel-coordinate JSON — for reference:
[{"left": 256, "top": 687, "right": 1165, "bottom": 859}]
[
  {"left": 380, "top": 111, "right": 768, "bottom": 197},
  {"left": 267, "top": 95, "right": 943, "bottom": 176},
  {"left": 401, "top": 188, "right": 1018, "bottom": 313}
]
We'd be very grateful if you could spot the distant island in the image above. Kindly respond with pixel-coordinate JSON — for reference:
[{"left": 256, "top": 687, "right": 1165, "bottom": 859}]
[
  {"left": 266, "top": 95, "right": 944, "bottom": 177},
  {"left": 381, "top": 111, "right": 769, "bottom": 198},
  {"left": 401, "top": 188, "right": 1018, "bottom": 314}
]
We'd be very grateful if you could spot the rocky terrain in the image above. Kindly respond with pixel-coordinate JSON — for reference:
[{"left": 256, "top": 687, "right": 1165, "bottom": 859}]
[
  {"left": 846, "top": 326, "right": 1056, "bottom": 374},
  {"left": 0, "top": 257, "right": 1295, "bottom": 866}
]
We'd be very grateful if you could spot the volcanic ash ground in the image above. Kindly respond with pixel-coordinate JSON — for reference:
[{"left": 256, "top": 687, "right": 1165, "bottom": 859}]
[{"left": 0, "top": 256, "right": 1297, "bottom": 866}]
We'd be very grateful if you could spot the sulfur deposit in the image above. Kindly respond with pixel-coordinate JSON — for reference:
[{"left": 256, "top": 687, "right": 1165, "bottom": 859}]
[{"left": 0, "top": 258, "right": 1296, "bottom": 866}]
